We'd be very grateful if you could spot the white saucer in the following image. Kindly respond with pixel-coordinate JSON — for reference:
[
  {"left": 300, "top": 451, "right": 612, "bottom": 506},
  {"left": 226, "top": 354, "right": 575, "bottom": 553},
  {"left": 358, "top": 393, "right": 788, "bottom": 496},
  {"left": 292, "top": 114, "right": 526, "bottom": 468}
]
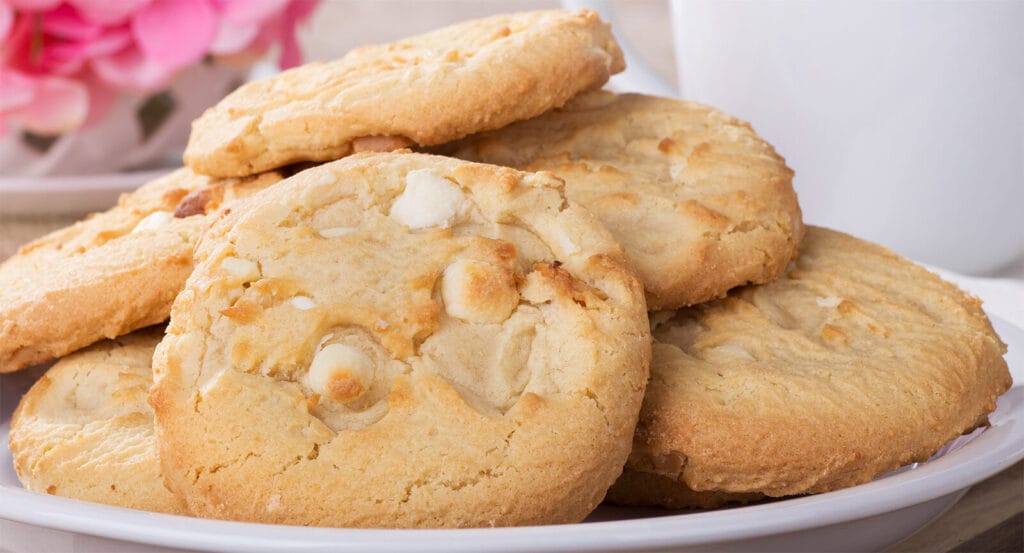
[{"left": 0, "top": 170, "right": 173, "bottom": 216}]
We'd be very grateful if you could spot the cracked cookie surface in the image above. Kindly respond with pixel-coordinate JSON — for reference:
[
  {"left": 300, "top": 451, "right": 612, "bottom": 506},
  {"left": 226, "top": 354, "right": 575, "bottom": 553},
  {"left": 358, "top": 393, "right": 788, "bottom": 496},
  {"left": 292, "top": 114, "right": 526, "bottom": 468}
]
[
  {"left": 0, "top": 168, "right": 282, "bottom": 373},
  {"left": 9, "top": 327, "right": 185, "bottom": 515},
  {"left": 621, "top": 226, "right": 1011, "bottom": 501},
  {"left": 149, "top": 152, "right": 650, "bottom": 527},
  {"left": 184, "top": 10, "right": 624, "bottom": 178},
  {"left": 442, "top": 91, "right": 803, "bottom": 310}
]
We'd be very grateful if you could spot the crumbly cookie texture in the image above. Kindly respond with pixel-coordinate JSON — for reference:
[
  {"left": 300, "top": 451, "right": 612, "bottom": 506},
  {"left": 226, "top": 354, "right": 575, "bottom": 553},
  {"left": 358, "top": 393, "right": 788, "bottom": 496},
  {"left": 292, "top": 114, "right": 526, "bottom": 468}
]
[
  {"left": 149, "top": 152, "right": 651, "bottom": 528},
  {"left": 443, "top": 91, "right": 803, "bottom": 310},
  {"left": 627, "top": 226, "right": 1011, "bottom": 498},
  {"left": 184, "top": 10, "right": 624, "bottom": 177},
  {"left": 0, "top": 168, "right": 281, "bottom": 373},
  {"left": 9, "top": 327, "right": 186, "bottom": 515}
]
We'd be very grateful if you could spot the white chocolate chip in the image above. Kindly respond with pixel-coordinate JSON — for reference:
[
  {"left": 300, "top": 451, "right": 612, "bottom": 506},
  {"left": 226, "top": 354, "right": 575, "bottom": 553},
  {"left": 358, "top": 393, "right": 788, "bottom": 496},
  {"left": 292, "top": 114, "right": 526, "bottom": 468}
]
[
  {"left": 441, "top": 259, "right": 519, "bottom": 324},
  {"left": 816, "top": 296, "right": 843, "bottom": 308},
  {"left": 318, "top": 226, "right": 357, "bottom": 238},
  {"left": 306, "top": 343, "right": 374, "bottom": 403},
  {"left": 711, "top": 342, "right": 756, "bottom": 361},
  {"left": 220, "top": 256, "right": 260, "bottom": 282},
  {"left": 290, "top": 296, "right": 316, "bottom": 310},
  {"left": 553, "top": 227, "right": 581, "bottom": 256},
  {"left": 131, "top": 211, "right": 173, "bottom": 233},
  {"left": 310, "top": 171, "right": 336, "bottom": 187},
  {"left": 389, "top": 169, "right": 465, "bottom": 230},
  {"left": 669, "top": 162, "right": 688, "bottom": 182}
]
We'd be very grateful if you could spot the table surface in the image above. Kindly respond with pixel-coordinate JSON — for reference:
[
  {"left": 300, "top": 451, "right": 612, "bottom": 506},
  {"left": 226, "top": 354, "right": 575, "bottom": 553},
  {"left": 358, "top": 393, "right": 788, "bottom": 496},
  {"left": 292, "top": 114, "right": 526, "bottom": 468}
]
[{"left": 1, "top": 1, "right": 1022, "bottom": 551}]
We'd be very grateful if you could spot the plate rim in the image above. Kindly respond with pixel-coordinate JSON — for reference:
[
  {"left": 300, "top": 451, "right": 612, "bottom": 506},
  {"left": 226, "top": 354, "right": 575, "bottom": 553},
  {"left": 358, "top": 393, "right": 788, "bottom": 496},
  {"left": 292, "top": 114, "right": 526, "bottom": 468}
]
[{"left": 0, "top": 168, "right": 175, "bottom": 194}]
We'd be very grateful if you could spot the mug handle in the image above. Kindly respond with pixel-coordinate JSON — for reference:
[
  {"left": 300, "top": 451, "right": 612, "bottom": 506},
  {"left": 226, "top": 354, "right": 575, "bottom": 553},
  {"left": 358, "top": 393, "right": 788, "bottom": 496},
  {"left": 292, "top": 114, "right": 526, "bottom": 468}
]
[{"left": 562, "top": 0, "right": 678, "bottom": 97}]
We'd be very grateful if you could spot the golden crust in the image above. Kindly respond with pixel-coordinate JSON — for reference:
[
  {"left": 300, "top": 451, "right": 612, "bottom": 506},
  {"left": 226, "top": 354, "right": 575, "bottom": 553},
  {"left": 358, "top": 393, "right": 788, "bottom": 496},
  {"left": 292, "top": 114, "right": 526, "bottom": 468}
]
[
  {"left": 629, "top": 226, "right": 1012, "bottom": 497},
  {"left": 9, "top": 327, "right": 186, "bottom": 514},
  {"left": 184, "top": 10, "right": 625, "bottom": 177},
  {"left": 0, "top": 169, "right": 281, "bottom": 373},
  {"left": 443, "top": 91, "right": 804, "bottom": 310},
  {"left": 149, "top": 152, "right": 651, "bottom": 527}
]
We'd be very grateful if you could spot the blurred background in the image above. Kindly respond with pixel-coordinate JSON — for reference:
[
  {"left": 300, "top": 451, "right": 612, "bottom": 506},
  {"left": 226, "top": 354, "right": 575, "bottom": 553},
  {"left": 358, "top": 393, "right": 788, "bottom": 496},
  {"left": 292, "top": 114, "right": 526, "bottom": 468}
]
[{"left": 301, "top": 0, "right": 674, "bottom": 83}]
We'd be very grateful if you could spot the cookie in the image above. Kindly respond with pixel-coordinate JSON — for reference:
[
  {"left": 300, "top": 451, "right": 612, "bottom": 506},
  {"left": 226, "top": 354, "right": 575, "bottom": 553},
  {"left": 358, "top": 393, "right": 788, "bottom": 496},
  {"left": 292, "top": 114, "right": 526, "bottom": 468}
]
[
  {"left": 149, "top": 152, "right": 651, "bottom": 527},
  {"left": 624, "top": 226, "right": 1011, "bottom": 499},
  {"left": 184, "top": 10, "right": 624, "bottom": 177},
  {"left": 442, "top": 91, "right": 803, "bottom": 310},
  {"left": 0, "top": 168, "right": 282, "bottom": 373},
  {"left": 9, "top": 327, "right": 185, "bottom": 515}
]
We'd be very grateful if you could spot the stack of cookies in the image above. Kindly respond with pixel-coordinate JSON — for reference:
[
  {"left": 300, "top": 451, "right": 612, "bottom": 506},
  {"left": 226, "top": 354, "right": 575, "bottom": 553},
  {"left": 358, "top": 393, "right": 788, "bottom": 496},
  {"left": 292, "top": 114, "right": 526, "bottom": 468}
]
[{"left": 2, "top": 10, "right": 1012, "bottom": 528}]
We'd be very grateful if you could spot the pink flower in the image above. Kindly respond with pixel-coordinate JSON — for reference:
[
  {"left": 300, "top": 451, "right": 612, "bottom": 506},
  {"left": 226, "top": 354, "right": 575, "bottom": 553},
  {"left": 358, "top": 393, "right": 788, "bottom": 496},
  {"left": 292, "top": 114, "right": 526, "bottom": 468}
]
[
  {"left": 0, "top": 4, "right": 13, "bottom": 43},
  {"left": 132, "top": 0, "right": 217, "bottom": 72},
  {"left": 7, "top": 0, "right": 61, "bottom": 11},
  {"left": 0, "top": 0, "right": 318, "bottom": 137},
  {"left": 67, "top": 0, "right": 149, "bottom": 26},
  {"left": 210, "top": 0, "right": 290, "bottom": 56},
  {"left": 0, "top": 70, "right": 88, "bottom": 134}
]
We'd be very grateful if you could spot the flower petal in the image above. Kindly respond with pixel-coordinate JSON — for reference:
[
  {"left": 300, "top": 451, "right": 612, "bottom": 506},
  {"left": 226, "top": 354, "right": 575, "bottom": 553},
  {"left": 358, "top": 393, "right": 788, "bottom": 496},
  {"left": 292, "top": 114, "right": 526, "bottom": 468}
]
[
  {"left": 79, "top": 69, "right": 117, "bottom": 128},
  {"left": 247, "top": 0, "right": 317, "bottom": 69},
  {"left": 41, "top": 4, "right": 102, "bottom": 41},
  {"left": 278, "top": 25, "right": 301, "bottom": 69},
  {"left": 210, "top": 17, "right": 259, "bottom": 55},
  {"left": 2, "top": 14, "right": 35, "bottom": 73},
  {"left": 287, "top": 0, "right": 320, "bottom": 24},
  {"left": 278, "top": 0, "right": 318, "bottom": 69},
  {"left": 68, "top": 0, "right": 152, "bottom": 25},
  {"left": 0, "top": 3, "right": 13, "bottom": 43},
  {"left": 38, "top": 41, "right": 90, "bottom": 75},
  {"left": 8, "top": 0, "right": 62, "bottom": 11},
  {"left": 85, "top": 27, "right": 133, "bottom": 58},
  {"left": 212, "top": 0, "right": 288, "bottom": 24},
  {"left": 0, "top": 69, "right": 36, "bottom": 110},
  {"left": 132, "top": 0, "right": 216, "bottom": 70},
  {"left": 91, "top": 43, "right": 174, "bottom": 92},
  {"left": 12, "top": 76, "right": 88, "bottom": 134}
]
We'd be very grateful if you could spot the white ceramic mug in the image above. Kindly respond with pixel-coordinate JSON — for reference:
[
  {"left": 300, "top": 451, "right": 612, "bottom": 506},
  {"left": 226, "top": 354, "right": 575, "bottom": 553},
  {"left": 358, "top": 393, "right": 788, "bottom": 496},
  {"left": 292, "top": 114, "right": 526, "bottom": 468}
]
[{"left": 566, "top": 0, "right": 1024, "bottom": 275}]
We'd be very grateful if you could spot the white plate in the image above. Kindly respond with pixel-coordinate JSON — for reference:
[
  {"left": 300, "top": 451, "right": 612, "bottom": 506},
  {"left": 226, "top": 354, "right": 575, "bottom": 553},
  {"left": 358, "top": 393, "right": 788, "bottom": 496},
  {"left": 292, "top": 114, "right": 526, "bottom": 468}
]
[
  {"left": 1, "top": 315, "right": 1021, "bottom": 553},
  {"left": 0, "top": 170, "right": 173, "bottom": 216}
]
